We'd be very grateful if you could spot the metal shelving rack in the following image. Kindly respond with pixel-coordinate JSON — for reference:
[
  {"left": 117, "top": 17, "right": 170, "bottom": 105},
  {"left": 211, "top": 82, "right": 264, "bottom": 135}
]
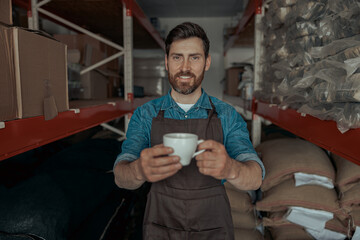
[
  {"left": 225, "top": 0, "right": 360, "bottom": 165},
  {"left": 253, "top": 100, "right": 360, "bottom": 165},
  {"left": 3, "top": 0, "right": 359, "bottom": 164},
  {"left": 0, "top": 0, "right": 164, "bottom": 162},
  {"left": 0, "top": 98, "right": 152, "bottom": 161}
]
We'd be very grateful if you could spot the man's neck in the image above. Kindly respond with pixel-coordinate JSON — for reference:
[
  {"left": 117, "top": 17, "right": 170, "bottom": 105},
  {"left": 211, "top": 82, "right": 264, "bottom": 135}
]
[{"left": 170, "top": 87, "right": 202, "bottom": 104}]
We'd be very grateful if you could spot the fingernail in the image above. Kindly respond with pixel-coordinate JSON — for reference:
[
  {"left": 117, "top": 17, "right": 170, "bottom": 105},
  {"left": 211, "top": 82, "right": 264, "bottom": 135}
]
[{"left": 173, "top": 156, "right": 180, "bottom": 161}]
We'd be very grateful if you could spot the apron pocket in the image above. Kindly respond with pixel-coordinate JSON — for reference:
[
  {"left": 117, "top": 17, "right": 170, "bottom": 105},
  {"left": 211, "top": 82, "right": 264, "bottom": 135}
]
[
  {"left": 145, "top": 191, "right": 187, "bottom": 229},
  {"left": 186, "top": 194, "right": 233, "bottom": 231},
  {"left": 145, "top": 223, "right": 226, "bottom": 240},
  {"left": 189, "top": 227, "right": 226, "bottom": 240},
  {"left": 144, "top": 222, "right": 186, "bottom": 240}
]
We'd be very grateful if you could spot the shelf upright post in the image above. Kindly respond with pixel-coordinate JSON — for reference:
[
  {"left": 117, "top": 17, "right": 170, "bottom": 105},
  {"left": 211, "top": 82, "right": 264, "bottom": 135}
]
[
  {"left": 29, "top": 0, "right": 52, "bottom": 30},
  {"left": 123, "top": 0, "right": 134, "bottom": 133},
  {"left": 30, "top": 0, "right": 39, "bottom": 30},
  {"left": 27, "top": 0, "right": 34, "bottom": 29},
  {"left": 252, "top": 0, "right": 264, "bottom": 147}
]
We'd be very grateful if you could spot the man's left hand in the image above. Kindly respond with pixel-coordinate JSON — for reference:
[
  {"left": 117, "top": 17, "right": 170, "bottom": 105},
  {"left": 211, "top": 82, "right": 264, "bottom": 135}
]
[{"left": 195, "top": 140, "right": 237, "bottom": 180}]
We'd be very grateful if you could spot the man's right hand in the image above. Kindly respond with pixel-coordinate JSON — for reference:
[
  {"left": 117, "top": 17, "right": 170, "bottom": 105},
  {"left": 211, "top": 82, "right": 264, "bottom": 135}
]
[{"left": 136, "top": 144, "right": 182, "bottom": 183}]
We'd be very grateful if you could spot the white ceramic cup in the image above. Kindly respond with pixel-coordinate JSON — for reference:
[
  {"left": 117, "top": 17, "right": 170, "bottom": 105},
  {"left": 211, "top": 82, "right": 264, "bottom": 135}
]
[{"left": 163, "top": 133, "right": 205, "bottom": 166}]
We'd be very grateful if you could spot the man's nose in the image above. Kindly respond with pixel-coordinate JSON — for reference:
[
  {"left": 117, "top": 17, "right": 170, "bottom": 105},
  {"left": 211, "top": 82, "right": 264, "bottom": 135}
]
[{"left": 181, "top": 59, "right": 191, "bottom": 72}]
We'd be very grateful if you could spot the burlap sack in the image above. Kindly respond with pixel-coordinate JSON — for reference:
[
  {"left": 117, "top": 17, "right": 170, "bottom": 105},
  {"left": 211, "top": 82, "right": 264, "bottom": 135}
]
[
  {"left": 225, "top": 182, "right": 254, "bottom": 212},
  {"left": 267, "top": 224, "right": 314, "bottom": 240},
  {"left": 231, "top": 210, "right": 258, "bottom": 229},
  {"left": 263, "top": 210, "right": 349, "bottom": 236},
  {"left": 256, "top": 138, "right": 335, "bottom": 192},
  {"left": 265, "top": 210, "right": 350, "bottom": 236},
  {"left": 333, "top": 153, "right": 360, "bottom": 193},
  {"left": 262, "top": 211, "right": 288, "bottom": 227},
  {"left": 324, "top": 217, "right": 350, "bottom": 236},
  {"left": 351, "top": 209, "right": 360, "bottom": 230},
  {"left": 234, "top": 228, "right": 264, "bottom": 240},
  {"left": 256, "top": 179, "right": 345, "bottom": 219},
  {"left": 340, "top": 182, "right": 360, "bottom": 213}
]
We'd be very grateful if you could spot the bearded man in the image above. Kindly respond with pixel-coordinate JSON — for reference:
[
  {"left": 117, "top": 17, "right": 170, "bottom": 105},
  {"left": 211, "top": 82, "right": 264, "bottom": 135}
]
[{"left": 113, "top": 22, "right": 265, "bottom": 240}]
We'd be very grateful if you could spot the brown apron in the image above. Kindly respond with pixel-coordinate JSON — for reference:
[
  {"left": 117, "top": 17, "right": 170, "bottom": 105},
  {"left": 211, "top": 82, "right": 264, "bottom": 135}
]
[{"left": 143, "top": 98, "right": 234, "bottom": 240}]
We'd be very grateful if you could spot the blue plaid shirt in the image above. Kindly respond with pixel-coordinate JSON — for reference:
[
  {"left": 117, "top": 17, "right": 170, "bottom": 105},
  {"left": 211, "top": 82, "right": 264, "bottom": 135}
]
[{"left": 115, "top": 89, "right": 265, "bottom": 179}]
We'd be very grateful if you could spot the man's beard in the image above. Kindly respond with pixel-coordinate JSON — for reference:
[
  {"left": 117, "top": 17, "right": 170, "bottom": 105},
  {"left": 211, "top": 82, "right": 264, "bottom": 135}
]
[{"left": 168, "top": 67, "right": 205, "bottom": 95}]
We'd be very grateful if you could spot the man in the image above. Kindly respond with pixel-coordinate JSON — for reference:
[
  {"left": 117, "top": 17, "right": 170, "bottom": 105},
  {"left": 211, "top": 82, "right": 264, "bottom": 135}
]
[{"left": 113, "top": 22, "right": 265, "bottom": 239}]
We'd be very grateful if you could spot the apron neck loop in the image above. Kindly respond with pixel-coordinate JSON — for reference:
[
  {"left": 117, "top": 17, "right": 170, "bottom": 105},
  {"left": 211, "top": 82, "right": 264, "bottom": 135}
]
[
  {"left": 208, "top": 98, "right": 217, "bottom": 118},
  {"left": 158, "top": 97, "right": 217, "bottom": 119}
]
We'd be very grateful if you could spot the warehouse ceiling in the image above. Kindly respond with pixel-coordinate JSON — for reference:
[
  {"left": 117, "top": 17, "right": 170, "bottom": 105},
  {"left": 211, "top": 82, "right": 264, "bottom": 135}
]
[
  {"left": 136, "top": 0, "right": 248, "bottom": 18},
  {"left": 13, "top": 0, "right": 251, "bottom": 49}
]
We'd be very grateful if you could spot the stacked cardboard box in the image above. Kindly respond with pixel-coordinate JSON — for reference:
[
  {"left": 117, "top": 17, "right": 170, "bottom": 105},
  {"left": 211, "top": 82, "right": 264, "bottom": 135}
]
[
  {"left": 54, "top": 34, "right": 121, "bottom": 99},
  {"left": 225, "top": 67, "right": 243, "bottom": 96},
  {"left": 0, "top": 0, "right": 12, "bottom": 25},
  {"left": 0, "top": 0, "right": 68, "bottom": 121}
]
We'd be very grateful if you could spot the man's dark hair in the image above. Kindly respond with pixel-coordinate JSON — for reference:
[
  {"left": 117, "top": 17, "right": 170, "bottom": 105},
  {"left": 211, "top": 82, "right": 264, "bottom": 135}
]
[{"left": 165, "top": 22, "right": 210, "bottom": 59}]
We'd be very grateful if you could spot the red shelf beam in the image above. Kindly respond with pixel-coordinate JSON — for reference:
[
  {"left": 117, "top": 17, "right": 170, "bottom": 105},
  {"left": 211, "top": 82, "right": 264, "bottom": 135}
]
[
  {"left": 13, "top": 0, "right": 165, "bottom": 51},
  {"left": 224, "top": 0, "right": 259, "bottom": 55},
  {"left": 0, "top": 99, "right": 145, "bottom": 162},
  {"left": 253, "top": 100, "right": 360, "bottom": 165},
  {"left": 121, "top": 0, "right": 165, "bottom": 50}
]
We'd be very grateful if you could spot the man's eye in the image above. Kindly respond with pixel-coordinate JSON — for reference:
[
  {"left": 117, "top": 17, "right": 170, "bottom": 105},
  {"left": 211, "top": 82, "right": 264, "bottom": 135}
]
[
  {"left": 173, "top": 56, "right": 180, "bottom": 60},
  {"left": 191, "top": 56, "right": 199, "bottom": 60}
]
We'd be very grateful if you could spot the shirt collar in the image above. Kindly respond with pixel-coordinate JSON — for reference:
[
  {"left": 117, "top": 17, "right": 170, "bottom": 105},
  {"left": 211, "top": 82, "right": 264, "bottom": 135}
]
[{"left": 161, "top": 88, "right": 212, "bottom": 111}]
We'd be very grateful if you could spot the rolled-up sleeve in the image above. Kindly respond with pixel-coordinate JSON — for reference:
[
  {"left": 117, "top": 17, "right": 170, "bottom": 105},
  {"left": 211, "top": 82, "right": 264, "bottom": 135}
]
[
  {"left": 114, "top": 153, "right": 138, "bottom": 168},
  {"left": 113, "top": 107, "right": 150, "bottom": 169},
  {"left": 235, "top": 153, "right": 265, "bottom": 180},
  {"left": 222, "top": 106, "right": 265, "bottom": 179}
]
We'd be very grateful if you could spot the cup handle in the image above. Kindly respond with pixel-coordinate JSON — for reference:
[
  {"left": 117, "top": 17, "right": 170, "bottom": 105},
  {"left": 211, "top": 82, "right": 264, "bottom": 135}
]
[{"left": 192, "top": 139, "right": 205, "bottom": 157}]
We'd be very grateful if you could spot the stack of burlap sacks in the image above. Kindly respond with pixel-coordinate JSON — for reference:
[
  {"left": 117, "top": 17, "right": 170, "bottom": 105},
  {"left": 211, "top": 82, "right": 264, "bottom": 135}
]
[
  {"left": 224, "top": 137, "right": 360, "bottom": 239},
  {"left": 224, "top": 182, "right": 264, "bottom": 240},
  {"left": 333, "top": 154, "right": 360, "bottom": 239},
  {"left": 255, "top": 138, "right": 351, "bottom": 240}
]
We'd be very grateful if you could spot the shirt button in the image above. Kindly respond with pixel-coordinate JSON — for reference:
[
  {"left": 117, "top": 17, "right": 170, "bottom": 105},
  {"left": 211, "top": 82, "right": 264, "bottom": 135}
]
[{"left": 185, "top": 115, "right": 188, "bottom": 118}]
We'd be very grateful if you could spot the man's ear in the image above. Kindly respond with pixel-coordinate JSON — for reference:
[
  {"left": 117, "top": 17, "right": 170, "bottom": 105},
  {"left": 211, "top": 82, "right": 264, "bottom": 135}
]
[
  {"left": 165, "top": 55, "right": 168, "bottom": 71},
  {"left": 205, "top": 54, "right": 211, "bottom": 71}
]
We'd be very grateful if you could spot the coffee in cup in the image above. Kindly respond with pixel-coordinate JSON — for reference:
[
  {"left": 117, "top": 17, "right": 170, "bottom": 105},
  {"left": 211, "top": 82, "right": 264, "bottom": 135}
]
[{"left": 163, "top": 133, "right": 205, "bottom": 166}]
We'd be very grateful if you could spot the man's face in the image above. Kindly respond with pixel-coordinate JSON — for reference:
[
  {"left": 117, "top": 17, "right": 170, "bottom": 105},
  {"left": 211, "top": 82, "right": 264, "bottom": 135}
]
[{"left": 165, "top": 37, "right": 211, "bottom": 95}]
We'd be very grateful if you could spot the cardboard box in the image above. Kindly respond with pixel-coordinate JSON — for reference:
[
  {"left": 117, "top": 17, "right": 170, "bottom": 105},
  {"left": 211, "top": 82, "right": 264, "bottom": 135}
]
[
  {"left": 0, "top": 25, "right": 68, "bottom": 121},
  {"left": 83, "top": 44, "right": 107, "bottom": 70},
  {"left": 54, "top": 34, "right": 119, "bottom": 71},
  {"left": 80, "top": 70, "right": 108, "bottom": 99},
  {"left": 96, "top": 69, "right": 121, "bottom": 98},
  {"left": 0, "top": 0, "right": 12, "bottom": 25},
  {"left": 107, "top": 76, "right": 120, "bottom": 98},
  {"left": 105, "top": 45, "right": 120, "bottom": 71},
  {"left": 226, "top": 67, "right": 243, "bottom": 96}
]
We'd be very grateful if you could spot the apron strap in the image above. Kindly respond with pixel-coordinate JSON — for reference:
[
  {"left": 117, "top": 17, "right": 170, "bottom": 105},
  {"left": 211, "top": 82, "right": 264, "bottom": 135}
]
[
  {"left": 158, "top": 108, "right": 165, "bottom": 118},
  {"left": 204, "top": 98, "right": 218, "bottom": 140},
  {"left": 208, "top": 97, "right": 218, "bottom": 118}
]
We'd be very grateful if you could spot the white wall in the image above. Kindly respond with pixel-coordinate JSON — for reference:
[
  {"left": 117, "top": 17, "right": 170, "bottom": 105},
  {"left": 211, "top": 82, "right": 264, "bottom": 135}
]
[
  {"left": 159, "top": 17, "right": 233, "bottom": 99},
  {"left": 224, "top": 47, "right": 254, "bottom": 69},
  {"left": 133, "top": 49, "right": 164, "bottom": 58}
]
